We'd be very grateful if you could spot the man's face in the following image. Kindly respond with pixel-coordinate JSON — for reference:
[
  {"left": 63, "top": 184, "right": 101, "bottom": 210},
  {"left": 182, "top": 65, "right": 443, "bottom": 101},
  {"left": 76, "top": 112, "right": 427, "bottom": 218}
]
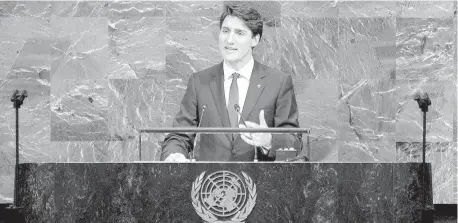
[{"left": 219, "top": 15, "right": 260, "bottom": 66}]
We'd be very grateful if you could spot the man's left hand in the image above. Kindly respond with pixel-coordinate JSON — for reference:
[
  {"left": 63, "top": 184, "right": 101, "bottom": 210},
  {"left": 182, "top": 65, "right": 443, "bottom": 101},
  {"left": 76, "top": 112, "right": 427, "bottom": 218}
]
[{"left": 239, "top": 110, "right": 272, "bottom": 154}]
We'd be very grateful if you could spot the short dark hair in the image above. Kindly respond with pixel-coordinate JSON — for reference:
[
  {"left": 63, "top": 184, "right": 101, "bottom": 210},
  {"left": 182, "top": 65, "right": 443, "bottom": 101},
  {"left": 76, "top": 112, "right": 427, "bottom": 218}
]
[{"left": 219, "top": 3, "right": 263, "bottom": 40}]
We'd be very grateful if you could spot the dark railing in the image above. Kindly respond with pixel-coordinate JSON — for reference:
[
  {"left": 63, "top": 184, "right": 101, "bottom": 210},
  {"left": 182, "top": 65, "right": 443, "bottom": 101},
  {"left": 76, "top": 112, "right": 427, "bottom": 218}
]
[
  {"left": 140, "top": 127, "right": 310, "bottom": 134},
  {"left": 138, "top": 127, "right": 310, "bottom": 161}
]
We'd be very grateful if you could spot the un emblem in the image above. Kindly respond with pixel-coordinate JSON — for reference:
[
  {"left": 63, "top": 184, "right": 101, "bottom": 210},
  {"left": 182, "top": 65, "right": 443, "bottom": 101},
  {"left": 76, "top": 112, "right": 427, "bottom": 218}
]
[{"left": 191, "top": 171, "right": 257, "bottom": 223}]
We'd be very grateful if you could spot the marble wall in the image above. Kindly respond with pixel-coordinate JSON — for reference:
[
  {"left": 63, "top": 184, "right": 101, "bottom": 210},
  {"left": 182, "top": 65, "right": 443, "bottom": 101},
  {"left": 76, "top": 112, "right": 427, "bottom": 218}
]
[{"left": 0, "top": 1, "right": 456, "bottom": 204}]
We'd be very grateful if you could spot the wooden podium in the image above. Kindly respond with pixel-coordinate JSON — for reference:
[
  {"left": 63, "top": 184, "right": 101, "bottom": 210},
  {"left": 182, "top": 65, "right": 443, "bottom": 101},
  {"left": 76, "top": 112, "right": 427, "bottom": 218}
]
[{"left": 17, "top": 162, "right": 432, "bottom": 222}]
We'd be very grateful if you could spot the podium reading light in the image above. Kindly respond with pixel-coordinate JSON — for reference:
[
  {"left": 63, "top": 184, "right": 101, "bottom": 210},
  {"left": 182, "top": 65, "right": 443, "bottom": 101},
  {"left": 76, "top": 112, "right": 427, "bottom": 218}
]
[
  {"left": 413, "top": 92, "right": 433, "bottom": 223},
  {"left": 8, "top": 90, "right": 27, "bottom": 210}
]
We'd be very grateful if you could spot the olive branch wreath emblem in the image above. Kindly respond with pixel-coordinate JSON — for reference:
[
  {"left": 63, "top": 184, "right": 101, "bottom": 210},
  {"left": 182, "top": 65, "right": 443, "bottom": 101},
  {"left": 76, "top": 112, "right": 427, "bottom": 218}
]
[{"left": 191, "top": 171, "right": 257, "bottom": 223}]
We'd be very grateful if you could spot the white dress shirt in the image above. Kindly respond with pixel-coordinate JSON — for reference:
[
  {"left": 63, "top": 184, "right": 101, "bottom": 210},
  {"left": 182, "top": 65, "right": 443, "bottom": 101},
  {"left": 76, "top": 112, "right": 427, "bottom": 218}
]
[{"left": 223, "top": 56, "right": 254, "bottom": 119}]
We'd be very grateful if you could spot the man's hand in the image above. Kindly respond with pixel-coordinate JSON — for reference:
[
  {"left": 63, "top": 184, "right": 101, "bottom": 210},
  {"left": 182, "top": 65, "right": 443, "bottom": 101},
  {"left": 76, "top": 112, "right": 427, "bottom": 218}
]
[
  {"left": 239, "top": 110, "right": 272, "bottom": 154},
  {"left": 164, "top": 153, "right": 190, "bottom": 162}
]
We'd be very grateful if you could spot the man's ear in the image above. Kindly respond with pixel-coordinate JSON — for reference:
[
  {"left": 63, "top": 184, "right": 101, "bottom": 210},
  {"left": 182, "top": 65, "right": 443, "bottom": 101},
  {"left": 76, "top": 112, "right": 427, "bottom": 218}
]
[{"left": 251, "top": 34, "right": 260, "bottom": 47}]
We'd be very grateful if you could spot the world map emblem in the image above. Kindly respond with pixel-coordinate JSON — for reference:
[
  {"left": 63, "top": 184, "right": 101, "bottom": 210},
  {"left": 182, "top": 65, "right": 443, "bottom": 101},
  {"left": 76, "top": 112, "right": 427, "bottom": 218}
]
[{"left": 191, "top": 171, "right": 257, "bottom": 223}]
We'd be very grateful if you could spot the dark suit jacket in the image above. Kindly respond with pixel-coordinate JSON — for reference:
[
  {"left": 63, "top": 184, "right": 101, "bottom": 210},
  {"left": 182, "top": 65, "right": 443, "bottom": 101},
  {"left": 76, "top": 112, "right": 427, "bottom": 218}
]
[{"left": 161, "top": 60, "right": 301, "bottom": 161}]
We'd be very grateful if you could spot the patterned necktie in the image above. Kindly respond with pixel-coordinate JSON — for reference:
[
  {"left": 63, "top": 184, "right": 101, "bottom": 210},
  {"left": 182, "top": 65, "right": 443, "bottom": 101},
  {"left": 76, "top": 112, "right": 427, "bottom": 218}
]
[{"left": 228, "top": 72, "right": 240, "bottom": 131}]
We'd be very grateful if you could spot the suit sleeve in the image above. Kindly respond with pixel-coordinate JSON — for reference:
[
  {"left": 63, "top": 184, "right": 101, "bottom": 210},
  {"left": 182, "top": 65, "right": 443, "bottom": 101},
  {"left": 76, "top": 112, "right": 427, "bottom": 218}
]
[
  {"left": 267, "top": 74, "right": 302, "bottom": 158},
  {"left": 160, "top": 74, "right": 198, "bottom": 160}
]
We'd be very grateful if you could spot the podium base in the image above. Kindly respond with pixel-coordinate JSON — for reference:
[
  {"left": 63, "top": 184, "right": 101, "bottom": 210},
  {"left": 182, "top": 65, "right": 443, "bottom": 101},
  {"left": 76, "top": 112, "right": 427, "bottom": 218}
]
[
  {"left": 420, "top": 207, "right": 435, "bottom": 223},
  {"left": 1, "top": 204, "right": 25, "bottom": 223}
]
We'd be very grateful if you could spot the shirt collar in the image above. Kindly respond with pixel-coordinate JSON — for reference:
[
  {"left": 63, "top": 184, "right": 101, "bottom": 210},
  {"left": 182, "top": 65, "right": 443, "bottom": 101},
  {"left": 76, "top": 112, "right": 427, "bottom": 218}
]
[{"left": 223, "top": 56, "right": 254, "bottom": 81}]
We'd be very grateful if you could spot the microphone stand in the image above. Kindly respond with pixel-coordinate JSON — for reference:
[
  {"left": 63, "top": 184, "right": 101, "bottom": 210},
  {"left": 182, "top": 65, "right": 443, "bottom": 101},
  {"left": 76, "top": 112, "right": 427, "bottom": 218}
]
[
  {"left": 414, "top": 93, "right": 433, "bottom": 222},
  {"left": 253, "top": 140, "right": 258, "bottom": 162},
  {"left": 234, "top": 105, "right": 257, "bottom": 162},
  {"left": 7, "top": 90, "right": 27, "bottom": 211},
  {"left": 191, "top": 105, "right": 206, "bottom": 162}
]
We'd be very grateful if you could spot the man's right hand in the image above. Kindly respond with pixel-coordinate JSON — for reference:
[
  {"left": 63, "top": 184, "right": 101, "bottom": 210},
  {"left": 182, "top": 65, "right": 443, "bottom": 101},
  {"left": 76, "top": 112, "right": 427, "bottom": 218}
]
[{"left": 164, "top": 153, "right": 190, "bottom": 162}]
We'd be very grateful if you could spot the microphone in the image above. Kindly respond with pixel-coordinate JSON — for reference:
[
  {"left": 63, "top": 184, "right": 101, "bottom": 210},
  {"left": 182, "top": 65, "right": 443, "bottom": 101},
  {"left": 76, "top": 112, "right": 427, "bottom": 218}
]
[
  {"left": 191, "top": 105, "right": 206, "bottom": 162},
  {"left": 234, "top": 104, "right": 257, "bottom": 162},
  {"left": 234, "top": 104, "right": 247, "bottom": 126}
]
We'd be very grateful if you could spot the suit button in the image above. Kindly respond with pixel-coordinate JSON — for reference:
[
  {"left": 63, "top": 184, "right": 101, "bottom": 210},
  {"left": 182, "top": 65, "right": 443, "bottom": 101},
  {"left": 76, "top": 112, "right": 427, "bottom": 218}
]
[{"left": 231, "top": 149, "right": 236, "bottom": 154}]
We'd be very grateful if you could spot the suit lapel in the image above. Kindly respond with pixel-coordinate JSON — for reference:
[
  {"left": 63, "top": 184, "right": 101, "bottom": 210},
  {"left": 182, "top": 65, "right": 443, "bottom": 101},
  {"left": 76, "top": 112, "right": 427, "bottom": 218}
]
[
  {"left": 209, "top": 60, "right": 267, "bottom": 144},
  {"left": 241, "top": 60, "right": 267, "bottom": 121},
  {"left": 209, "top": 62, "right": 231, "bottom": 129}
]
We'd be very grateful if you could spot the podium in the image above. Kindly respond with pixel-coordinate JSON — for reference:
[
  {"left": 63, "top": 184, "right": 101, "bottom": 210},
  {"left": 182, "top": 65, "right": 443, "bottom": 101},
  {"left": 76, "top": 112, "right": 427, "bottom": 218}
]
[{"left": 17, "top": 162, "right": 432, "bottom": 222}]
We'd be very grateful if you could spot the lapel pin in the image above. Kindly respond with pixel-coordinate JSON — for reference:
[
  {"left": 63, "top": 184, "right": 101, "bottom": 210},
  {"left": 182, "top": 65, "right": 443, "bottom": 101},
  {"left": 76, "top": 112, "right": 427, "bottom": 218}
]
[{"left": 257, "top": 84, "right": 261, "bottom": 88}]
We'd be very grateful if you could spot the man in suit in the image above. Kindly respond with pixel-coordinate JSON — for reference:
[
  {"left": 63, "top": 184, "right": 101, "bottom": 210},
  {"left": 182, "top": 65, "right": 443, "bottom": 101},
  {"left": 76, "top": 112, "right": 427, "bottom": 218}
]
[{"left": 161, "top": 3, "right": 301, "bottom": 162}]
